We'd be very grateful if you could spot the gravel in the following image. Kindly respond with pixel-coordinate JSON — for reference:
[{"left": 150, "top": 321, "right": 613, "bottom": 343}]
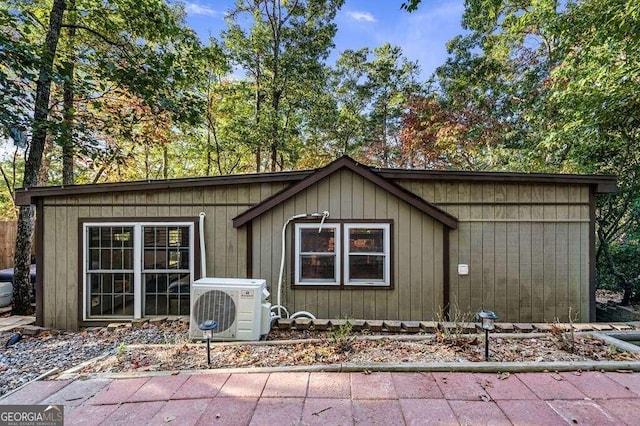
[{"left": 0, "top": 321, "right": 189, "bottom": 397}]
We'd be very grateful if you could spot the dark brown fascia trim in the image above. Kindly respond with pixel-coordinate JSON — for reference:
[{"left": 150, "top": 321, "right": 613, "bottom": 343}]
[
  {"left": 77, "top": 216, "right": 202, "bottom": 324},
  {"left": 14, "top": 169, "right": 313, "bottom": 206},
  {"left": 35, "top": 198, "right": 44, "bottom": 327},
  {"left": 233, "top": 156, "right": 458, "bottom": 229},
  {"left": 246, "top": 221, "right": 253, "bottom": 279},
  {"left": 589, "top": 186, "right": 596, "bottom": 322},
  {"left": 377, "top": 169, "right": 618, "bottom": 194},
  {"left": 443, "top": 227, "right": 450, "bottom": 321}
]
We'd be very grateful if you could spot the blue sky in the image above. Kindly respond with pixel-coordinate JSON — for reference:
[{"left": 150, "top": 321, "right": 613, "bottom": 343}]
[{"left": 179, "top": 0, "right": 466, "bottom": 79}]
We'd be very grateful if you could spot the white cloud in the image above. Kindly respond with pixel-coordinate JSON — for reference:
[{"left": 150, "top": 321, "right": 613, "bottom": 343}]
[
  {"left": 346, "top": 11, "right": 377, "bottom": 23},
  {"left": 184, "top": 2, "right": 218, "bottom": 17}
]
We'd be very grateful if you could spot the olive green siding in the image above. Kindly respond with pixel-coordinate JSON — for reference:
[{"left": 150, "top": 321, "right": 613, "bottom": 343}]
[
  {"left": 39, "top": 168, "right": 594, "bottom": 330},
  {"left": 251, "top": 169, "right": 445, "bottom": 321},
  {"left": 41, "top": 183, "right": 287, "bottom": 330},
  {"left": 396, "top": 180, "right": 591, "bottom": 322}
]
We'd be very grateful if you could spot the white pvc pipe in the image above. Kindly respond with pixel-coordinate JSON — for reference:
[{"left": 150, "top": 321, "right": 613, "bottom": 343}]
[
  {"left": 199, "top": 212, "right": 207, "bottom": 278},
  {"left": 276, "top": 213, "right": 308, "bottom": 318}
]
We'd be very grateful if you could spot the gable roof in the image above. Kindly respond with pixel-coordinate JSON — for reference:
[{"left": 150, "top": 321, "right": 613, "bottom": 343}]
[{"left": 232, "top": 156, "right": 458, "bottom": 229}]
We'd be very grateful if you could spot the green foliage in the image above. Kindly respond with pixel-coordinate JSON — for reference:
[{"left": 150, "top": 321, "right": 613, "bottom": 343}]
[{"left": 328, "top": 319, "right": 355, "bottom": 354}]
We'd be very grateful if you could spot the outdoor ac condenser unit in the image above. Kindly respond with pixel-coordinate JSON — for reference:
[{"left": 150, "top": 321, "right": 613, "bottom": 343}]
[{"left": 189, "top": 278, "right": 271, "bottom": 341}]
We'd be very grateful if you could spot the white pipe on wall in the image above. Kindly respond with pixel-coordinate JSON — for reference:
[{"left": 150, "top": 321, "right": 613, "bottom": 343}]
[{"left": 199, "top": 212, "right": 207, "bottom": 278}]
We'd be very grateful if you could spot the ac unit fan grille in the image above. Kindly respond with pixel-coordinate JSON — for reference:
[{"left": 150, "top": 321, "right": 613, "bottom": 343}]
[{"left": 192, "top": 290, "right": 237, "bottom": 333}]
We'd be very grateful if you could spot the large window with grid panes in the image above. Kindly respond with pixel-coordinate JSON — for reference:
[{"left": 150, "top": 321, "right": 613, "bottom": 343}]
[
  {"left": 83, "top": 222, "right": 194, "bottom": 320},
  {"left": 293, "top": 222, "right": 391, "bottom": 287}
]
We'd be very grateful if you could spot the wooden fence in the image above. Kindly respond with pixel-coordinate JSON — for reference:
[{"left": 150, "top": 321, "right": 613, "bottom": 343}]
[{"left": 0, "top": 221, "right": 17, "bottom": 269}]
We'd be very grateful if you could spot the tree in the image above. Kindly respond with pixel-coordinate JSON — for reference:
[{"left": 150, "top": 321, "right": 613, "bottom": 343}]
[
  {"left": 224, "top": 0, "right": 344, "bottom": 172},
  {"left": 12, "top": 0, "right": 66, "bottom": 314}
]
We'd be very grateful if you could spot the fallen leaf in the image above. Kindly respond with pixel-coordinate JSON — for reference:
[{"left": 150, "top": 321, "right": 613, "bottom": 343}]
[
  {"left": 480, "top": 394, "right": 491, "bottom": 402},
  {"left": 497, "top": 372, "right": 510, "bottom": 380},
  {"left": 163, "top": 415, "right": 176, "bottom": 423}
]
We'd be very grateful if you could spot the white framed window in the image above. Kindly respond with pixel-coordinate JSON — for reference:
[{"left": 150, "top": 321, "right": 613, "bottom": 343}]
[
  {"left": 294, "top": 223, "right": 340, "bottom": 285},
  {"left": 294, "top": 222, "right": 392, "bottom": 288},
  {"left": 83, "top": 222, "right": 194, "bottom": 320},
  {"left": 344, "top": 223, "right": 391, "bottom": 286}
]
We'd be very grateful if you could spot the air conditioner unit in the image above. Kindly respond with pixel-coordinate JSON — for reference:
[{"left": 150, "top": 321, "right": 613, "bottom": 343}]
[{"left": 189, "top": 278, "right": 271, "bottom": 341}]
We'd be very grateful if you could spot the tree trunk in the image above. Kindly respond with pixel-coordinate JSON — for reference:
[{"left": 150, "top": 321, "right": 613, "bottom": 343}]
[
  {"left": 61, "top": 0, "right": 76, "bottom": 186},
  {"left": 13, "top": 0, "right": 66, "bottom": 315}
]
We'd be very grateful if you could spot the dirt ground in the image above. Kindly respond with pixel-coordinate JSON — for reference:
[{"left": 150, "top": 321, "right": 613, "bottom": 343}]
[{"left": 82, "top": 326, "right": 640, "bottom": 374}]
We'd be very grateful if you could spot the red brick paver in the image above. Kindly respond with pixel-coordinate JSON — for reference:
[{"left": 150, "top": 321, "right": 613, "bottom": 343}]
[
  {"left": 262, "top": 372, "right": 309, "bottom": 397},
  {"left": 4, "top": 371, "right": 640, "bottom": 425},
  {"left": 301, "top": 398, "right": 352, "bottom": 425},
  {"left": 559, "top": 371, "right": 638, "bottom": 399},
  {"left": 496, "top": 400, "right": 567, "bottom": 425},
  {"left": 399, "top": 399, "right": 457, "bottom": 425},
  {"left": 172, "top": 373, "right": 229, "bottom": 400},
  {"left": 474, "top": 373, "right": 537, "bottom": 400},
  {"left": 85, "top": 377, "right": 148, "bottom": 405},
  {"left": 351, "top": 372, "right": 397, "bottom": 399},
  {"left": 307, "top": 372, "right": 351, "bottom": 398},
  {"left": 432, "top": 372, "right": 489, "bottom": 400},
  {"left": 516, "top": 372, "right": 587, "bottom": 400},
  {"left": 391, "top": 372, "right": 443, "bottom": 399},
  {"left": 352, "top": 399, "right": 404, "bottom": 425},
  {"left": 449, "top": 400, "right": 511, "bottom": 425}
]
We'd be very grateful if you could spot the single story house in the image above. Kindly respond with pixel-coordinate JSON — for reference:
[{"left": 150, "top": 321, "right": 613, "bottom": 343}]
[{"left": 15, "top": 156, "right": 616, "bottom": 330}]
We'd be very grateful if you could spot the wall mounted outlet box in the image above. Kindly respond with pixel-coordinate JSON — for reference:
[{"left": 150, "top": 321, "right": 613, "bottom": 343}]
[{"left": 458, "top": 264, "right": 469, "bottom": 275}]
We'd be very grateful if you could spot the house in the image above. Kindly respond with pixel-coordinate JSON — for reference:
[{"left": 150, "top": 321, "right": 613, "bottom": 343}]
[{"left": 15, "top": 156, "right": 616, "bottom": 330}]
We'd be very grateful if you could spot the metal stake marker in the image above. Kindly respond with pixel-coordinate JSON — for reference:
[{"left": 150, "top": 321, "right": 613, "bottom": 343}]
[{"left": 199, "top": 320, "right": 218, "bottom": 365}]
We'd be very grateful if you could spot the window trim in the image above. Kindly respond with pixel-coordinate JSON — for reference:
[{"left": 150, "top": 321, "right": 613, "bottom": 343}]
[
  {"left": 292, "top": 220, "right": 393, "bottom": 289},
  {"left": 344, "top": 223, "right": 391, "bottom": 287},
  {"left": 293, "top": 223, "right": 341, "bottom": 286},
  {"left": 82, "top": 221, "right": 195, "bottom": 321}
]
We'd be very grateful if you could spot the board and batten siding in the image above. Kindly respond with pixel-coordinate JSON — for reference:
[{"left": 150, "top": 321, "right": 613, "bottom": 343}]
[
  {"left": 41, "top": 182, "right": 287, "bottom": 330},
  {"left": 251, "top": 169, "right": 445, "bottom": 321},
  {"left": 396, "top": 180, "right": 591, "bottom": 323}
]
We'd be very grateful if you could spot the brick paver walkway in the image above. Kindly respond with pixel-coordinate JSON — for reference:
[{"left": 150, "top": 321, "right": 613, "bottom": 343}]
[{"left": 2, "top": 371, "right": 640, "bottom": 425}]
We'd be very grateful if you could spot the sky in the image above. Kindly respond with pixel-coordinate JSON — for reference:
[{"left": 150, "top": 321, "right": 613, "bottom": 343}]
[{"left": 179, "top": 0, "right": 466, "bottom": 79}]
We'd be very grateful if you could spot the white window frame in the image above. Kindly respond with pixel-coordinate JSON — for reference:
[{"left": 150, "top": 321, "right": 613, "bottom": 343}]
[
  {"left": 294, "top": 223, "right": 340, "bottom": 286},
  {"left": 82, "top": 222, "right": 194, "bottom": 321},
  {"left": 344, "top": 223, "right": 391, "bottom": 287}
]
